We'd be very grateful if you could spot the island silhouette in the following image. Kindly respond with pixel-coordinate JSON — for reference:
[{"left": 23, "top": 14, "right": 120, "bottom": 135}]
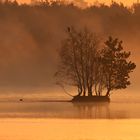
[{"left": 56, "top": 27, "right": 136, "bottom": 102}]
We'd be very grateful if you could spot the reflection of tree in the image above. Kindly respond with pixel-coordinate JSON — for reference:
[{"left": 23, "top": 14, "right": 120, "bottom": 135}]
[
  {"left": 72, "top": 102, "right": 129, "bottom": 119},
  {"left": 73, "top": 102, "right": 111, "bottom": 119}
]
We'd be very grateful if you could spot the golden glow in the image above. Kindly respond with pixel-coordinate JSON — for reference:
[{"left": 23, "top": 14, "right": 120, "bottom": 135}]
[
  {"left": 18, "top": 0, "right": 138, "bottom": 6},
  {"left": 0, "top": 119, "right": 140, "bottom": 140},
  {"left": 87, "top": 0, "right": 137, "bottom": 6}
]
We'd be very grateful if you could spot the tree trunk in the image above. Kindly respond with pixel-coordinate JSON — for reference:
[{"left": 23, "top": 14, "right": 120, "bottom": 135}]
[
  {"left": 95, "top": 84, "right": 98, "bottom": 96},
  {"left": 76, "top": 87, "right": 82, "bottom": 96},
  {"left": 83, "top": 87, "right": 86, "bottom": 96},
  {"left": 106, "top": 88, "right": 111, "bottom": 97},
  {"left": 88, "top": 85, "right": 92, "bottom": 96}
]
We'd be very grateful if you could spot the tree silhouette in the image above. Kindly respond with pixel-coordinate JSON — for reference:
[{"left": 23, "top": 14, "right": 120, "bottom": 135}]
[
  {"left": 102, "top": 37, "right": 136, "bottom": 96},
  {"left": 56, "top": 27, "right": 136, "bottom": 97},
  {"left": 56, "top": 27, "right": 99, "bottom": 96},
  {"left": 0, "top": 1, "right": 138, "bottom": 94}
]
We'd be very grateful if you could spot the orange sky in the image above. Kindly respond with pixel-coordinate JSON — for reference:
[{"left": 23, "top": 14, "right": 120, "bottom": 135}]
[
  {"left": 17, "top": 0, "right": 138, "bottom": 6},
  {"left": 88, "top": 0, "right": 138, "bottom": 6}
]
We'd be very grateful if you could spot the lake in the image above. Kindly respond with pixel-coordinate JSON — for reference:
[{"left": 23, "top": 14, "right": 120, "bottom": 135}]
[
  {"left": 0, "top": 119, "right": 140, "bottom": 140},
  {"left": 0, "top": 92, "right": 140, "bottom": 140},
  {"left": 0, "top": 101, "right": 140, "bottom": 119},
  {"left": 0, "top": 91, "right": 140, "bottom": 119}
]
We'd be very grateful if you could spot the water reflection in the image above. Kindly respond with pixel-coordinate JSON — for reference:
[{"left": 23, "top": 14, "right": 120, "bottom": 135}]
[
  {"left": 72, "top": 102, "right": 129, "bottom": 119},
  {"left": 73, "top": 102, "right": 110, "bottom": 119},
  {"left": 0, "top": 101, "right": 139, "bottom": 118}
]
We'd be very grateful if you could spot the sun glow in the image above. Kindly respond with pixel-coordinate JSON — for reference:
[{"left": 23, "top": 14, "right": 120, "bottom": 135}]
[
  {"left": 0, "top": 119, "right": 140, "bottom": 140},
  {"left": 87, "top": 0, "right": 138, "bottom": 6},
  {"left": 15, "top": 0, "right": 138, "bottom": 6}
]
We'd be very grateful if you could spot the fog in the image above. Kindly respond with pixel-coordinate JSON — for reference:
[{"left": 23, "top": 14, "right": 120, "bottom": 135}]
[{"left": 0, "top": 1, "right": 139, "bottom": 97}]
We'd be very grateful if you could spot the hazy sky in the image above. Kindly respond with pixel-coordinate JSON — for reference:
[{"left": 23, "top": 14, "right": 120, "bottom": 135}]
[
  {"left": 87, "top": 0, "right": 137, "bottom": 6},
  {"left": 0, "top": 0, "right": 139, "bottom": 97},
  {"left": 18, "top": 0, "right": 138, "bottom": 6}
]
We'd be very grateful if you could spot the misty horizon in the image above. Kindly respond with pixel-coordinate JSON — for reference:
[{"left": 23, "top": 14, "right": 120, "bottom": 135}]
[
  {"left": 0, "top": 1, "right": 139, "bottom": 97},
  {"left": 0, "top": 1, "right": 140, "bottom": 140}
]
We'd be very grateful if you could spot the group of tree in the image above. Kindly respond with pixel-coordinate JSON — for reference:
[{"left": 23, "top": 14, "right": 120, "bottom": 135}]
[
  {"left": 56, "top": 27, "right": 136, "bottom": 97},
  {"left": 0, "top": 0, "right": 138, "bottom": 91}
]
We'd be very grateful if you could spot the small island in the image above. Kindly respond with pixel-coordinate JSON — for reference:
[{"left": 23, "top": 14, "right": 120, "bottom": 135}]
[
  {"left": 72, "top": 96, "right": 110, "bottom": 102},
  {"left": 56, "top": 27, "right": 136, "bottom": 102}
]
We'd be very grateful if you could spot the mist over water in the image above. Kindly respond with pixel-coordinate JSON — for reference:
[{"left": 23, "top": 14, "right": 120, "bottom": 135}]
[
  {"left": 0, "top": 2, "right": 140, "bottom": 140},
  {"left": 0, "top": 2, "right": 139, "bottom": 120},
  {"left": 0, "top": 91, "right": 139, "bottom": 119},
  {"left": 0, "top": 2, "right": 139, "bottom": 94},
  {"left": 0, "top": 100, "right": 140, "bottom": 119}
]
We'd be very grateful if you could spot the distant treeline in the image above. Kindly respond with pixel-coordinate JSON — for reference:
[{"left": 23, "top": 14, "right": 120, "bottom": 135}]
[{"left": 0, "top": 1, "right": 140, "bottom": 47}]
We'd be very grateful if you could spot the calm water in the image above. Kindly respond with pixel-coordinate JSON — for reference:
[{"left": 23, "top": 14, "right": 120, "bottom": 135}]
[
  {"left": 0, "top": 119, "right": 140, "bottom": 140},
  {"left": 0, "top": 93, "right": 140, "bottom": 140},
  {"left": 0, "top": 91, "right": 139, "bottom": 118},
  {"left": 0, "top": 101, "right": 140, "bottom": 119}
]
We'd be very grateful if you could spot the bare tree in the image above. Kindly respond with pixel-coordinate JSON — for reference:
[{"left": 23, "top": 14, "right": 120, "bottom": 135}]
[
  {"left": 56, "top": 28, "right": 136, "bottom": 98},
  {"left": 56, "top": 27, "right": 99, "bottom": 97}
]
